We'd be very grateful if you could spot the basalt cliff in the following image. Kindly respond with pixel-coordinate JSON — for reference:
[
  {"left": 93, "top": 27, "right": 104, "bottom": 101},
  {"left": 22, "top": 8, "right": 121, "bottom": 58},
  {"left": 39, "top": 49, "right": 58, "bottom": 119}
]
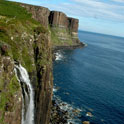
[
  {"left": 21, "top": 3, "right": 84, "bottom": 49},
  {"left": 0, "top": 0, "right": 84, "bottom": 124}
]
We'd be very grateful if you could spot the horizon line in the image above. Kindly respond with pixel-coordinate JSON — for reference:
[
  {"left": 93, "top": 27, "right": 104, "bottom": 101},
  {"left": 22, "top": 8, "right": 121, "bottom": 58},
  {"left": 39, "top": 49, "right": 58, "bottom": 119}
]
[{"left": 79, "top": 30, "right": 124, "bottom": 39}]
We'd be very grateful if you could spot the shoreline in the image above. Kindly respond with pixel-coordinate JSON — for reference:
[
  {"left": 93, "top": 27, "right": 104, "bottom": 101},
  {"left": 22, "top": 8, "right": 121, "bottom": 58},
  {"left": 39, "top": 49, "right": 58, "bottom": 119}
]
[
  {"left": 52, "top": 42, "right": 86, "bottom": 51},
  {"left": 50, "top": 95, "right": 82, "bottom": 124},
  {"left": 52, "top": 42, "right": 87, "bottom": 61}
]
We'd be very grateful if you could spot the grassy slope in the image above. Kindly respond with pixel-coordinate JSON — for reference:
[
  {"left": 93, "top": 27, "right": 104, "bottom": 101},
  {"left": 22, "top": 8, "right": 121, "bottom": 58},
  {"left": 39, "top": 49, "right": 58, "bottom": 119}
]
[
  {"left": 0, "top": 0, "right": 42, "bottom": 71},
  {"left": 50, "top": 26, "right": 73, "bottom": 46}
]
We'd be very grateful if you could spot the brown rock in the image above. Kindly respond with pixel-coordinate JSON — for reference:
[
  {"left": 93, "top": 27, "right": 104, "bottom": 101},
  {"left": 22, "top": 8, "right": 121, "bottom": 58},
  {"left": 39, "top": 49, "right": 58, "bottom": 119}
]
[
  {"left": 1, "top": 44, "right": 8, "bottom": 54},
  {"left": 83, "top": 121, "right": 90, "bottom": 124},
  {"left": 49, "top": 11, "right": 68, "bottom": 28},
  {"left": 68, "top": 17, "right": 79, "bottom": 32},
  {"left": 86, "top": 112, "right": 93, "bottom": 117},
  {"left": 21, "top": 4, "right": 50, "bottom": 28}
]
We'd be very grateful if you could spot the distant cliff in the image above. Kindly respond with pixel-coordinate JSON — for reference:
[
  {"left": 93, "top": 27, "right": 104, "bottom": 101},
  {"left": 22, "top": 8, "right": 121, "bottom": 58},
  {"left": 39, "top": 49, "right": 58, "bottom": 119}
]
[
  {"left": 0, "top": 1, "right": 84, "bottom": 124},
  {"left": 21, "top": 3, "right": 84, "bottom": 48}
]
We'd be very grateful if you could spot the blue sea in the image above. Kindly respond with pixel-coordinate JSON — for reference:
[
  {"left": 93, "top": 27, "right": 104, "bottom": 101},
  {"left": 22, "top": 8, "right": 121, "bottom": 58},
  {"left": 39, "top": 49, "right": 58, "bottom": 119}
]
[{"left": 53, "top": 31, "right": 124, "bottom": 124}]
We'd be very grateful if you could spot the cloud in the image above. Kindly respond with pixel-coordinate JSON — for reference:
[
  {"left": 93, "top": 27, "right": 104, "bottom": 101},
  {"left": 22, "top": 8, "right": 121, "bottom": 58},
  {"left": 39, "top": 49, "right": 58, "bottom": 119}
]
[
  {"left": 112, "top": 0, "right": 124, "bottom": 3},
  {"left": 41, "top": 0, "right": 124, "bottom": 22}
]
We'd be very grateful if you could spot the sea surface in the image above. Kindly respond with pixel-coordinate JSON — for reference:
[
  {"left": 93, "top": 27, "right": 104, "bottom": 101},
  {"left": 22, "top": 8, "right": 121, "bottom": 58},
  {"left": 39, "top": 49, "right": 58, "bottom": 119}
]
[{"left": 53, "top": 31, "right": 124, "bottom": 124}]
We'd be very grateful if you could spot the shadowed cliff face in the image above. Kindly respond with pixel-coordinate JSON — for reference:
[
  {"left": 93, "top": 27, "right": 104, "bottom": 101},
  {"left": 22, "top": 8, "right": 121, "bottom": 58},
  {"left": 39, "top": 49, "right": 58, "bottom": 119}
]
[
  {"left": 33, "top": 32, "right": 53, "bottom": 124},
  {"left": 68, "top": 17, "right": 79, "bottom": 33},
  {"left": 21, "top": 4, "right": 50, "bottom": 28},
  {"left": 49, "top": 11, "right": 79, "bottom": 33},
  {"left": 49, "top": 11, "right": 68, "bottom": 28}
]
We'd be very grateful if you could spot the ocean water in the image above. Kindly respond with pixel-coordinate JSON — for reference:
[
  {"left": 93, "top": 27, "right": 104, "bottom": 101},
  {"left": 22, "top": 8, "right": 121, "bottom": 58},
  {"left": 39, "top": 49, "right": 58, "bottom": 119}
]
[{"left": 53, "top": 31, "right": 124, "bottom": 124}]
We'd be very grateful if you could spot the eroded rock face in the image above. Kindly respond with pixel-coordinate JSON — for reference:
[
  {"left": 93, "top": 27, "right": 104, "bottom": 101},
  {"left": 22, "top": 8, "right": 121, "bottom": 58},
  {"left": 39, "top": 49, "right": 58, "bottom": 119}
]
[
  {"left": 49, "top": 11, "right": 68, "bottom": 28},
  {"left": 68, "top": 17, "right": 79, "bottom": 33},
  {"left": 0, "top": 56, "right": 21, "bottom": 124},
  {"left": 49, "top": 11, "right": 79, "bottom": 33},
  {"left": 21, "top": 4, "right": 50, "bottom": 27},
  {"left": 34, "top": 32, "right": 53, "bottom": 124}
]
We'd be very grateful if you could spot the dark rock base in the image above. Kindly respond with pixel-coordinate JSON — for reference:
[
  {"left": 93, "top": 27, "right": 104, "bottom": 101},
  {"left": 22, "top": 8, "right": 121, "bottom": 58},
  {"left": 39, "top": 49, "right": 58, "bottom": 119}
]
[
  {"left": 53, "top": 42, "right": 86, "bottom": 51},
  {"left": 50, "top": 96, "right": 82, "bottom": 124}
]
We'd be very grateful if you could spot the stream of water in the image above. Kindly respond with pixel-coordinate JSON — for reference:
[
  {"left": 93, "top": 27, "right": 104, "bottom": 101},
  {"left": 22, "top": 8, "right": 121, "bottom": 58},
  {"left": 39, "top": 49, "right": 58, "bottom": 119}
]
[{"left": 14, "top": 64, "right": 34, "bottom": 124}]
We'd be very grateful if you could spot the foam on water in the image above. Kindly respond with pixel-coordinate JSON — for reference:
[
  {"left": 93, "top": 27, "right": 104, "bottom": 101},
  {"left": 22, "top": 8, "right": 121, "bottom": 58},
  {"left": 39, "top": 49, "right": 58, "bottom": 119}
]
[
  {"left": 55, "top": 51, "right": 64, "bottom": 61},
  {"left": 53, "top": 93, "right": 82, "bottom": 124}
]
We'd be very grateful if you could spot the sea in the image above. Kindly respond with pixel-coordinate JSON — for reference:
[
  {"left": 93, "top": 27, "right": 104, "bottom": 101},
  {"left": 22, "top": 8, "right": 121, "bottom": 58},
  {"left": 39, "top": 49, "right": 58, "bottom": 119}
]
[{"left": 53, "top": 30, "right": 124, "bottom": 124}]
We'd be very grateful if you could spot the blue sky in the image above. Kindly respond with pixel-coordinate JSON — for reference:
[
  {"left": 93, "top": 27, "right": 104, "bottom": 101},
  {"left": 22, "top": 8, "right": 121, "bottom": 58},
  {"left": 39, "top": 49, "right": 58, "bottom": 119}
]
[{"left": 10, "top": 0, "right": 124, "bottom": 37}]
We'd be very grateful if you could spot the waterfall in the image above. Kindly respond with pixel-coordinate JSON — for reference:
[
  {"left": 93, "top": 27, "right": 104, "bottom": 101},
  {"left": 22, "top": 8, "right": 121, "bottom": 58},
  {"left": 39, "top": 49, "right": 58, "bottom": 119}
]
[{"left": 14, "top": 64, "right": 34, "bottom": 124}]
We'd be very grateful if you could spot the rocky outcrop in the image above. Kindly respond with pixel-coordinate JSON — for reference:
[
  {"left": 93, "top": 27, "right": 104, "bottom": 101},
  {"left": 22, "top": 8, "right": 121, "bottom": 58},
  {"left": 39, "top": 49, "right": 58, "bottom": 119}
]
[
  {"left": 34, "top": 32, "right": 53, "bottom": 124},
  {"left": 49, "top": 12, "right": 79, "bottom": 33},
  {"left": 49, "top": 11, "right": 80, "bottom": 46},
  {"left": 68, "top": 17, "right": 79, "bottom": 33},
  {"left": 0, "top": 56, "right": 21, "bottom": 124},
  {"left": 49, "top": 11, "right": 68, "bottom": 28},
  {"left": 21, "top": 4, "right": 50, "bottom": 27}
]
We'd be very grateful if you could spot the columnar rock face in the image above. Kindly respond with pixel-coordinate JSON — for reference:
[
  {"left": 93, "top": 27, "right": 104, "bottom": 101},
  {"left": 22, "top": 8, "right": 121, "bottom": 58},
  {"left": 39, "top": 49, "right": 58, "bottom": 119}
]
[
  {"left": 68, "top": 17, "right": 79, "bottom": 33},
  {"left": 49, "top": 11, "right": 68, "bottom": 28},
  {"left": 21, "top": 4, "right": 50, "bottom": 27},
  {"left": 33, "top": 32, "right": 53, "bottom": 124},
  {"left": 49, "top": 11, "right": 79, "bottom": 33},
  {"left": 22, "top": 3, "right": 79, "bottom": 34}
]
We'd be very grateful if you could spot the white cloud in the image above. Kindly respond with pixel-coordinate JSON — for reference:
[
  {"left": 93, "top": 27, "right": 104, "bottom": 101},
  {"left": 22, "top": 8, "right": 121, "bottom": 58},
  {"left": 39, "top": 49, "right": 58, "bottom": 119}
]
[
  {"left": 112, "top": 0, "right": 124, "bottom": 3},
  {"left": 41, "top": 0, "right": 124, "bottom": 22},
  {"left": 60, "top": 0, "right": 124, "bottom": 22}
]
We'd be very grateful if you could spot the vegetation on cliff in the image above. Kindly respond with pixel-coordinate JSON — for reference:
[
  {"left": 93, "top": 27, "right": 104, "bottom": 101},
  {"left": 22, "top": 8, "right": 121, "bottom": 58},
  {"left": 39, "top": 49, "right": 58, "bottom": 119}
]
[{"left": 0, "top": 0, "right": 53, "bottom": 124}]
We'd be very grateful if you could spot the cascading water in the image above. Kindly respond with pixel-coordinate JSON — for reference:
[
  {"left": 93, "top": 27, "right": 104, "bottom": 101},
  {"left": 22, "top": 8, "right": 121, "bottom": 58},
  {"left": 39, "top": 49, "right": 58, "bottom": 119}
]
[{"left": 14, "top": 64, "right": 34, "bottom": 124}]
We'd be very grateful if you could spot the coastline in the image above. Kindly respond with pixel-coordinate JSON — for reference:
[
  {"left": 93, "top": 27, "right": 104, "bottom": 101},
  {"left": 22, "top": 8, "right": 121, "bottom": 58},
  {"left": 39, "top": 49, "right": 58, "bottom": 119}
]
[
  {"left": 50, "top": 93, "right": 82, "bottom": 124},
  {"left": 53, "top": 42, "right": 86, "bottom": 51},
  {"left": 52, "top": 41, "right": 86, "bottom": 61}
]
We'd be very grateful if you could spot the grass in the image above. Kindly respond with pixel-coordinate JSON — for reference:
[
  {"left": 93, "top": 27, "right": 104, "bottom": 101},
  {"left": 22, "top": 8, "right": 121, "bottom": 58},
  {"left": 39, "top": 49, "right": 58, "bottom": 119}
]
[
  {"left": 0, "top": 74, "right": 20, "bottom": 123},
  {"left": 0, "top": 0, "right": 32, "bottom": 21},
  {"left": 0, "top": 0, "right": 43, "bottom": 72},
  {"left": 50, "top": 26, "right": 73, "bottom": 46}
]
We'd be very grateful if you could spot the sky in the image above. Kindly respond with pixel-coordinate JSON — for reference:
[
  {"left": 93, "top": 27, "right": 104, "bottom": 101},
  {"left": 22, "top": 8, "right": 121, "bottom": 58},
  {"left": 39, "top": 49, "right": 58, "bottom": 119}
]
[{"left": 10, "top": 0, "right": 124, "bottom": 37}]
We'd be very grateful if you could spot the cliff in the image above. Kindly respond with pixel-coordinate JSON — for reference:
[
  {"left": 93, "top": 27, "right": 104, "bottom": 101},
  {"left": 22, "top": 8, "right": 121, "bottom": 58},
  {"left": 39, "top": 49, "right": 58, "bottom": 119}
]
[
  {"left": 20, "top": 3, "right": 84, "bottom": 48},
  {"left": 0, "top": 1, "right": 53, "bottom": 124},
  {"left": 0, "top": 0, "right": 83, "bottom": 124}
]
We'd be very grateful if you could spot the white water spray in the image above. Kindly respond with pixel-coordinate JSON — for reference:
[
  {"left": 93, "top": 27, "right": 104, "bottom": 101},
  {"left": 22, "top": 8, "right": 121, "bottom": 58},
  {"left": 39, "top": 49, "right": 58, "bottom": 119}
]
[{"left": 14, "top": 64, "right": 34, "bottom": 124}]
